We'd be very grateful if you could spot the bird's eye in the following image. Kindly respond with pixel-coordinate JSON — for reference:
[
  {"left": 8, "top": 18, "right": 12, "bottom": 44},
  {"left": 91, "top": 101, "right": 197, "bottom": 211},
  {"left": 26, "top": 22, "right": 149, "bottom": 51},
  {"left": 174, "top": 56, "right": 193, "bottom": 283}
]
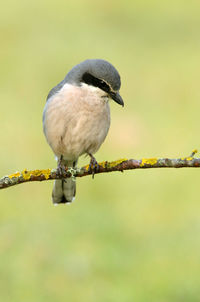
[
  {"left": 100, "top": 80, "right": 109, "bottom": 88},
  {"left": 98, "top": 80, "right": 111, "bottom": 92},
  {"left": 82, "top": 73, "right": 111, "bottom": 93}
]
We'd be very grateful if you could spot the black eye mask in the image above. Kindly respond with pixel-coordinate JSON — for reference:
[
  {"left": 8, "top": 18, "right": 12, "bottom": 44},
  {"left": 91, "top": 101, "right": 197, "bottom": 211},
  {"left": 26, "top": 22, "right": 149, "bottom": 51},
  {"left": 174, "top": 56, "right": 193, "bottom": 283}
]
[{"left": 81, "top": 72, "right": 111, "bottom": 94}]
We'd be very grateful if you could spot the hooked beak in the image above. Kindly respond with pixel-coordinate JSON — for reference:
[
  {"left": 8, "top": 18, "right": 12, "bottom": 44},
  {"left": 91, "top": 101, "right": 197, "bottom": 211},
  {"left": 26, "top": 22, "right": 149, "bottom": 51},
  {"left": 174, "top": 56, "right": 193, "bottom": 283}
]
[{"left": 109, "top": 91, "right": 124, "bottom": 107}]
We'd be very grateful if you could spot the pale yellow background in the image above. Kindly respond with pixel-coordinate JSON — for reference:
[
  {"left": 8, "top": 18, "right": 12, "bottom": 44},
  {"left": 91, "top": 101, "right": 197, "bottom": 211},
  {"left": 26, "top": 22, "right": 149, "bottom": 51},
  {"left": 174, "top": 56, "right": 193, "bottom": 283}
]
[{"left": 1, "top": 1, "right": 200, "bottom": 301}]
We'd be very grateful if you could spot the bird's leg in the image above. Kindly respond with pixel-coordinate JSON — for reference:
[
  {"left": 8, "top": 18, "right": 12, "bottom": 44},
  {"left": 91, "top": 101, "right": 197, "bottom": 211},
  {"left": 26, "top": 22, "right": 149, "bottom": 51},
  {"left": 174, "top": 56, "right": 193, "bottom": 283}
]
[
  {"left": 57, "top": 155, "right": 67, "bottom": 177},
  {"left": 88, "top": 153, "right": 99, "bottom": 179}
]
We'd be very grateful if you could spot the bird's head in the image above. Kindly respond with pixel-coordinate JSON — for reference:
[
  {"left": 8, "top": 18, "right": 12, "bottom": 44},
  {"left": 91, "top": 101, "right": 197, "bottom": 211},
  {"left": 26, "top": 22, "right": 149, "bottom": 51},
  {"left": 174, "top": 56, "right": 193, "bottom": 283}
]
[{"left": 65, "top": 59, "right": 124, "bottom": 107}]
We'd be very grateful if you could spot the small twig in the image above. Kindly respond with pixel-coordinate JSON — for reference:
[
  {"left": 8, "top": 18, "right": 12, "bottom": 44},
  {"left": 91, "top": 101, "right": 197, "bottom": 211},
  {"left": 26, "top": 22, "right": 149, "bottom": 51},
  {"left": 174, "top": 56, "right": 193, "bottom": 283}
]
[
  {"left": 190, "top": 149, "right": 198, "bottom": 158},
  {"left": 0, "top": 150, "right": 200, "bottom": 190}
]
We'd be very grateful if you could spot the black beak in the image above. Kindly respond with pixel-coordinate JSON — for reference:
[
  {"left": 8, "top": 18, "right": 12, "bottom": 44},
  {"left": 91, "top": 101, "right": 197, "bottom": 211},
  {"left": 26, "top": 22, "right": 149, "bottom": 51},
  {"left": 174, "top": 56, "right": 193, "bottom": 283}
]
[{"left": 109, "top": 91, "right": 124, "bottom": 107}]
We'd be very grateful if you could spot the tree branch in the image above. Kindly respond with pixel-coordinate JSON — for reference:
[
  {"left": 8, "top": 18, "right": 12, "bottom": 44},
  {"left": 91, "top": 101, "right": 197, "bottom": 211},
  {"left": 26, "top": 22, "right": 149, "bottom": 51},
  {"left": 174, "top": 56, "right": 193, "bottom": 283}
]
[{"left": 1, "top": 150, "right": 200, "bottom": 190}]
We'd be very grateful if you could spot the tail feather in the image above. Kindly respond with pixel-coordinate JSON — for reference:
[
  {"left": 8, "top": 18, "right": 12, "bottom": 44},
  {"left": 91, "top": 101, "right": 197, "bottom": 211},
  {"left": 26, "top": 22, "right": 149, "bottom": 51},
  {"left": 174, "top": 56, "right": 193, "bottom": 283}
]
[{"left": 52, "top": 159, "right": 77, "bottom": 204}]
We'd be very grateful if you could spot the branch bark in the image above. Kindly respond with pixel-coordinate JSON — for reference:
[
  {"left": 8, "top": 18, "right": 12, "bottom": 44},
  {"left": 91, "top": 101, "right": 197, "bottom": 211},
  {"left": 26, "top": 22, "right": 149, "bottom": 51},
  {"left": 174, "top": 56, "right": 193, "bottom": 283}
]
[{"left": 0, "top": 150, "right": 200, "bottom": 190}]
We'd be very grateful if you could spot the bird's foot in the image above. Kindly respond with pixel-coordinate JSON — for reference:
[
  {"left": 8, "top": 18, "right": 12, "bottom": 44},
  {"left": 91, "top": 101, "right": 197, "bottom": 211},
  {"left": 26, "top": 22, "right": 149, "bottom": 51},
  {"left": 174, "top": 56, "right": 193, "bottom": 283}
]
[
  {"left": 57, "top": 155, "right": 67, "bottom": 177},
  {"left": 88, "top": 153, "right": 99, "bottom": 179}
]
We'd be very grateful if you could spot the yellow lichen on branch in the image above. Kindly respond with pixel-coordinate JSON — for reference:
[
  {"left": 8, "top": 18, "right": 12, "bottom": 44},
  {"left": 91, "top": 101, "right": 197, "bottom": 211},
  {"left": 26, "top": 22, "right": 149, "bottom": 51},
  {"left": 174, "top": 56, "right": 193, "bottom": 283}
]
[
  {"left": 8, "top": 172, "right": 21, "bottom": 179},
  {"left": 181, "top": 157, "right": 193, "bottom": 161},
  {"left": 100, "top": 158, "right": 128, "bottom": 169},
  {"left": 141, "top": 158, "right": 158, "bottom": 166},
  {"left": 22, "top": 169, "right": 51, "bottom": 180},
  {"left": 84, "top": 158, "right": 128, "bottom": 171},
  {"left": 1, "top": 151, "right": 200, "bottom": 190}
]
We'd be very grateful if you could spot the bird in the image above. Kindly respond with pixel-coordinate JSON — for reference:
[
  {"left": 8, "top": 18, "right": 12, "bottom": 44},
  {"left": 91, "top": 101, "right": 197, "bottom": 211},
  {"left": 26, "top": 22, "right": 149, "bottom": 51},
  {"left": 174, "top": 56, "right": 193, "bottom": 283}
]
[{"left": 43, "top": 59, "right": 124, "bottom": 204}]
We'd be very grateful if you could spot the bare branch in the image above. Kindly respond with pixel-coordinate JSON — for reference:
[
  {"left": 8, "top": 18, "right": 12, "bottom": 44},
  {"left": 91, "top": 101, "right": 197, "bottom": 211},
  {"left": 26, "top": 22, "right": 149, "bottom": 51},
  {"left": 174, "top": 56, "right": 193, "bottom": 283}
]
[{"left": 1, "top": 150, "right": 200, "bottom": 190}]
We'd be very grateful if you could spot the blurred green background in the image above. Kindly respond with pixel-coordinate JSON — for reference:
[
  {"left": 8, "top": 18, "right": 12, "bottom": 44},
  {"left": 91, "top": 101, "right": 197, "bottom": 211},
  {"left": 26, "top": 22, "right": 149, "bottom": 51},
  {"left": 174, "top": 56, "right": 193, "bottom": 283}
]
[{"left": 1, "top": 0, "right": 200, "bottom": 301}]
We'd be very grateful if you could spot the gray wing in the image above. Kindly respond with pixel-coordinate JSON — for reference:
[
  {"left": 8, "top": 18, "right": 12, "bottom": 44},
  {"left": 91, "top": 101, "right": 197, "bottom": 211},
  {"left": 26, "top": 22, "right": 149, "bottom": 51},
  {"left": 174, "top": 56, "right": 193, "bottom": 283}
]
[
  {"left": 46, "top": 79, "right": 66, "bottom": 101},
  {"left": 43, "top": 78, "right": 67, "bottom": 130}
]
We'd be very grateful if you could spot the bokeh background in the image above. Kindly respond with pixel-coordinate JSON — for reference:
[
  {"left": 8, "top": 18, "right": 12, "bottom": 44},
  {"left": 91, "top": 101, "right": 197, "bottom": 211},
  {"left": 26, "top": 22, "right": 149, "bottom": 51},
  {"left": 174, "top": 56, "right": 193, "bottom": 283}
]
[{"left": 1, "top": 0, "right": 200, "bottom": 301}]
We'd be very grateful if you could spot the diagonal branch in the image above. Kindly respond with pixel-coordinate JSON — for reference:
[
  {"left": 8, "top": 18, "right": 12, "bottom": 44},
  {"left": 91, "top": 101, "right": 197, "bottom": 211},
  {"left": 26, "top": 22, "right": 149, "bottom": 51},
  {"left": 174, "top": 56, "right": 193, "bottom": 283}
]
[{"left": 1, "top": 150, "right": 200, "bottom": 190}]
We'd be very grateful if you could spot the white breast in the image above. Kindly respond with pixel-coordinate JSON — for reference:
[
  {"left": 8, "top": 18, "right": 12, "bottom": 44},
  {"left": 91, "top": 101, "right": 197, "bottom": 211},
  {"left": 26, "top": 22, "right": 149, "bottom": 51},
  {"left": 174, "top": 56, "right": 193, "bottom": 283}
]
[{"left": 43, "top": 83, "right": 110, "bottom": 160}]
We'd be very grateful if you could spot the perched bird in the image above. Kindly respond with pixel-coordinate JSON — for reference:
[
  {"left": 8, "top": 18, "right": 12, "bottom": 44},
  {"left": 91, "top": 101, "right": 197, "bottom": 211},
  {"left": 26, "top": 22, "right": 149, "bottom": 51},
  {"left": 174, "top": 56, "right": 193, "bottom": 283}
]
[{"left": 43, "top": 59, "right": 124, "bottom": 204}]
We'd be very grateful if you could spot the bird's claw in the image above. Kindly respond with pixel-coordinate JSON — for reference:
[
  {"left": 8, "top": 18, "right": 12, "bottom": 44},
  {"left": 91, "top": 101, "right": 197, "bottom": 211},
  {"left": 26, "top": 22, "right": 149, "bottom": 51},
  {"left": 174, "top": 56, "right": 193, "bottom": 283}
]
[
  {"left": 57, "top": 156, "right": 67, "bottom": 177},
  {"left": 88, "top": 154, "right": 99, "bottom": 178}
]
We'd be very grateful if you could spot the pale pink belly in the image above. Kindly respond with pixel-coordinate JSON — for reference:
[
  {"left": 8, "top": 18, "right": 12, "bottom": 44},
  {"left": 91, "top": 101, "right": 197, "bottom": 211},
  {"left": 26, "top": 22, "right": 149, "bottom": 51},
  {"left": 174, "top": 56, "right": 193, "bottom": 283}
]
[{"left": 43, "top": 95, "right": 110, "bottom": 160}]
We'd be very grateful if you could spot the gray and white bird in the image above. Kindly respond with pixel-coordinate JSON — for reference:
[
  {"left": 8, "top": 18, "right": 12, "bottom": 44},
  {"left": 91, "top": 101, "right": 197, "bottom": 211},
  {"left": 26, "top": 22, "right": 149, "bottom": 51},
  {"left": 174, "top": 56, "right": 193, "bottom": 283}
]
[{"left": 43, "top": 59, "right": 124, "bottom": 204}]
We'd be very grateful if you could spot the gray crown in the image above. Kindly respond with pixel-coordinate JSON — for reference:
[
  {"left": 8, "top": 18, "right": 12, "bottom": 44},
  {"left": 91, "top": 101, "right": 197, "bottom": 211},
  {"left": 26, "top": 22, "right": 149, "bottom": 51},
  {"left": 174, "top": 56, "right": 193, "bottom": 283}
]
[{"left": 47, "top": 59, "right": 121, "bottom": 101}]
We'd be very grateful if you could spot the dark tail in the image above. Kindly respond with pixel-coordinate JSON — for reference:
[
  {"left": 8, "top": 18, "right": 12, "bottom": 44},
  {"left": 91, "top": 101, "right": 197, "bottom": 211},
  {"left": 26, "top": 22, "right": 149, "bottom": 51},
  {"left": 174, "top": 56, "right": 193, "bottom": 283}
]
[{"left": 52, "top": 159, "right": 77, "bottom": 204}]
